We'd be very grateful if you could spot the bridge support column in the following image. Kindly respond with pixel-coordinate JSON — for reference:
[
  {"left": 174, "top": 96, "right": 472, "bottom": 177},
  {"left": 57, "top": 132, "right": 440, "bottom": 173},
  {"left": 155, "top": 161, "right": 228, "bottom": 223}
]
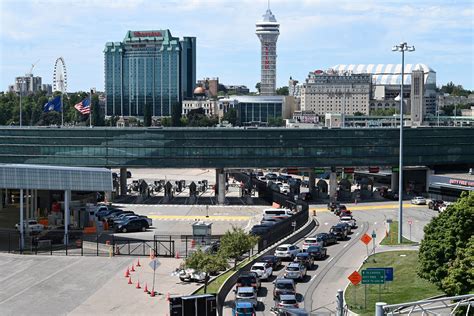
[
  {"left": 425, "top": 168, "right": 434, "bottom": 193},
  {"left": 391, "top": 172, "right": 399, "bottom": 192},
  {"left": 329, "top": 171, "right": 337, "bottom": 202},
  {"left": 309, "top": 171, "right": 316, "bottom": 197},
  {"left": 120, "top": 168, "right": 128, "bottom": 196},
  {"left": 216, "top": 168, "right": 226, "bottom": 205}
]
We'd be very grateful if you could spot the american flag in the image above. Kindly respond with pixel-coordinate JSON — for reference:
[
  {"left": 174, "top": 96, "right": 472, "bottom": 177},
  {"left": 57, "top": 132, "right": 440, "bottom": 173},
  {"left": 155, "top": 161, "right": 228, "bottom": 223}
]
[{"left": 74, "top": 98, "right": 91, "bottom": 114}]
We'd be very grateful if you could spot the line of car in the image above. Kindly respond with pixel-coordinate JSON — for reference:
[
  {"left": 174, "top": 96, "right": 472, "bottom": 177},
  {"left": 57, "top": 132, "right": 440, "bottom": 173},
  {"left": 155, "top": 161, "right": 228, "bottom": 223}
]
[
  {"left": 95, "top": 206, "right": 153, "bottom": 233},
  {"left": 232, "top": 203, "right": 359, "bottom": 315}
]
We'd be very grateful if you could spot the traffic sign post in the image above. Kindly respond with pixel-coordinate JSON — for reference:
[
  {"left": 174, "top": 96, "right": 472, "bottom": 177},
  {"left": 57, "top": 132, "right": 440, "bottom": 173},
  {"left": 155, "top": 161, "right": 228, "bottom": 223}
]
[
  {"left": 362, "top": 269, "right": 385, "bottom": 284},
  {"left": 348, "top": 271, "right": 362, "bottom": 308},
  {"left": 372, "top": 230, "right": 377, "bottom": 257},
  {"left": 408, "top": 219, "right": 413, "bottom": 241},
  {"left": 360, "top": 234, "right": 372, "bottom": 257}
]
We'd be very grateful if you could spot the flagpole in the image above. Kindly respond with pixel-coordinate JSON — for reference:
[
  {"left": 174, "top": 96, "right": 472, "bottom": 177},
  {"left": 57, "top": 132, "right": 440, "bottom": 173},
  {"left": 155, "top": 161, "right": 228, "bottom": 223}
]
[
  {"left": 89, "top": 89, "right": 92, "bottom": 128},
  {"left": 61, "top": 93, "right": 64, "bottom": 127}
]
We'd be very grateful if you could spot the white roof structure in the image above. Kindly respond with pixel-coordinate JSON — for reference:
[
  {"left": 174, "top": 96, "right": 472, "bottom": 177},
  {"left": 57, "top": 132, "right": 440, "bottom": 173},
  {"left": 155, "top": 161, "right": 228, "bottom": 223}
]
[
  {"left": 0, "top": 164, "right": 112, "bottom": 191},
  {"left": 331, "top": 64, "right": 436, "bottom": 85}
]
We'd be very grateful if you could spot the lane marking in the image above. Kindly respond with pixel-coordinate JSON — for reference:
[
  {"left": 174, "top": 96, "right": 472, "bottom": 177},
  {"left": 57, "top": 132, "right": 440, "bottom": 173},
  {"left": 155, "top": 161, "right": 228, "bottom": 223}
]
[
  {"left": 356, "top": 232, "right": 360, "bottom": 236},
  {"left": 343, "top": 244, "right": 348, "bottom": 248},
  {"left": 328, "top": 257, "right": 334, "bottom": 263}
]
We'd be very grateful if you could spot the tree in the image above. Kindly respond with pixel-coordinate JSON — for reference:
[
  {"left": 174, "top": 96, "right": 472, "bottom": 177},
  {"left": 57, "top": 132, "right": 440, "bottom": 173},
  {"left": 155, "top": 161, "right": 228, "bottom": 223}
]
[
  {"left": 255, "top": 82, "right": 261, "bottom": 94},
  {"left": 223, "top": 108, "right": 237, "bottom": 126},
  {"left": 353, "top": 111, "right": 365, "bottom": 116},
  {"left": 418, "top": 192, "right": 474, "bottom": 296},
  {"left": 185, "top": 249, "right": 228, "bottom": 293},
  {"left": 143, "top": 103, "right": 152, "bottom": 127},
  {"left": 440, "top": 82, "right": 471, "bottom": 97},
  {"left": 219, "top": 227, "right": 258, "bottom": 270},
  {"left": 160, "top": 117, "right": 172, "bottom": 127},
  {"left": 276, "top": 86, "right": 289, "bottom": 96},
  {"left": 267, "top": 116, "right": 285, "bottom": 127},
  {"left": 171, "top": 102, "right": 182, "bottom": 127}
]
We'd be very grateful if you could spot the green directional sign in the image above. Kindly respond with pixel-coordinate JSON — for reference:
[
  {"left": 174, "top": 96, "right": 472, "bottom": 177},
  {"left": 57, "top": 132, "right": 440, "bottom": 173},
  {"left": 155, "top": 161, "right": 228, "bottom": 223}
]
[
  {"left": 362, "top": 269, "right": 385, "bottom": 284},
  {"left": 392, "top": 166, "right": 400, "bottom": 173},
  {"left": 314, "top": 168, "right": 326, "bottom": 174}
]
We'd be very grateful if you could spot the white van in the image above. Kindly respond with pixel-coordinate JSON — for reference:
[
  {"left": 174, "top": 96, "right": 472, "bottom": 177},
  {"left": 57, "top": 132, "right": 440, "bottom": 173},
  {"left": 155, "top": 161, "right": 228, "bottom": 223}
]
[{"left": 262, "top": 208, "right": 294, "bottom": 221}]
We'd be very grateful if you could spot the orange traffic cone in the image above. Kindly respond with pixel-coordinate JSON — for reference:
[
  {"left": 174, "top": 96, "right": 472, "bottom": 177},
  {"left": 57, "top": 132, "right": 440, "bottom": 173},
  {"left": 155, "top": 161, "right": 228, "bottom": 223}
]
[
  {"left": 136, "top": 279, "right": 141, "bottom": 289},
  {"left": 175, "top": 252, "right": 180, "bottom": 259},
  {"left": 128, "top": 276, "right": 132, "bottom": 285},
  {"left": 150, "top": 288, "right": 156, "bottom": 297},
  {"left": 143, "top": 283, "right": 149, "bottom": 293},
  {"left": 136, "top": 259, "right": 141, "bottom": 267},
  {"left": 131, "top": 263, "right": 135, "bottom": 272},
  {"left": 124, "top": 268, "right": 130, "bottom": 278}
]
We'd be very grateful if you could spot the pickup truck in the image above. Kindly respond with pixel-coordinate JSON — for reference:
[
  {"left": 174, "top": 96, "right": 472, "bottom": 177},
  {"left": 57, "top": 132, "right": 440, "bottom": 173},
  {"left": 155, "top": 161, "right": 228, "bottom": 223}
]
[{"left": 15, "top": 220, "right": 44, "bottom": 233}]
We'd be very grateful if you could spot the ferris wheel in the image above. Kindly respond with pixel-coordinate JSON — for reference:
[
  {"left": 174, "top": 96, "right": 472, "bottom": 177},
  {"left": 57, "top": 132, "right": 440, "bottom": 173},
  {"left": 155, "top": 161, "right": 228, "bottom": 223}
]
[{"left": 53, "top": 57, "right": 68, "bottom": 94}]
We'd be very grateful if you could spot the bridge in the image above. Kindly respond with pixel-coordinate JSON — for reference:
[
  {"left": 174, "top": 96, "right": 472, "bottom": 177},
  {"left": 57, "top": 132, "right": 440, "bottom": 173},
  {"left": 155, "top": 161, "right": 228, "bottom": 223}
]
[{"left": 0, "top": 126, "right": 472, "bottom": 168}]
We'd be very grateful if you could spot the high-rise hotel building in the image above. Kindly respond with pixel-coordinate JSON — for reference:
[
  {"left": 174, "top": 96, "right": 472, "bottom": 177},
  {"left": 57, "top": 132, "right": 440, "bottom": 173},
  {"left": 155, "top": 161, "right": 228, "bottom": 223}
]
[{"left": 104, "top": 30, "right": 196, "bottom": 117}]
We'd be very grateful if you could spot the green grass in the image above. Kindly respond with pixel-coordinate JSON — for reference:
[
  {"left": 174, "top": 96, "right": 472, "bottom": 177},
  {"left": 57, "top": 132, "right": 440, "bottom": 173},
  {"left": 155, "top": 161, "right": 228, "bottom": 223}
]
[
  {"left": 196, "top": 257, "right": 253, "bottom": 294},
  {"left": 380, "top": 221, "right": 417, "bottom": 245},
  {"left": 345, "top": 251, "right": 442, "bottom": 316}
]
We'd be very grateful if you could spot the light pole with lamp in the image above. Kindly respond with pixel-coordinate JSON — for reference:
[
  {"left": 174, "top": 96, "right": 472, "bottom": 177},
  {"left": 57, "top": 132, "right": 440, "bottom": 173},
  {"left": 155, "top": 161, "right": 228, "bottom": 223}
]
[{"left": 392, "top": 42, "right": 415, "bottom": 244}]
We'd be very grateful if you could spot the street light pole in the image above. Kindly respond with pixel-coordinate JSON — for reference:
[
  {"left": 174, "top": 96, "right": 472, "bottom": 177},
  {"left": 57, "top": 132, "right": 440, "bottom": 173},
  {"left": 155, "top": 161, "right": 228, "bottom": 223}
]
[{"left": 392, "top": 42, "right": 415, "bottom": 244}]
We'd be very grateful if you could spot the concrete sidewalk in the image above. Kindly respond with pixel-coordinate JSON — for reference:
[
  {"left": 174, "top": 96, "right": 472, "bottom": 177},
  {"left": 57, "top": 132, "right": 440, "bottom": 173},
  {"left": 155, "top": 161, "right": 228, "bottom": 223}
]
[{"left": 69, "top": 256, "right": 200, "bottom": 315}]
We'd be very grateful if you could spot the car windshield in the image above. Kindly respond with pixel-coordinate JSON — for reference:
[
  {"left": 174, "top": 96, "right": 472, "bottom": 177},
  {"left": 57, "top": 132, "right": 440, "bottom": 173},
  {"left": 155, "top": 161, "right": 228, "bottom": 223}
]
[
  {"left": 308, "top": 247, "right": 321, "bottom": 252},
  {"left": 287, "top": 266, "right": 299, "bottom": 271},
  {"left": 252, "top": 266, "right": 264, "bottom": 270},
  {"left": 236, "top": 307, "right": 253, "bottom": 312},
  {"left": 276, "top": 282, "right": 294, "bottom": 289},
  {"left": 276, "top": 247, "right": 288, "bottom": 251},
  {"left": 305, "top": 238, "right": 317, "bottom": 243},
  {"left": 237, "top": 276, "right": 255, "bottom": 284}
]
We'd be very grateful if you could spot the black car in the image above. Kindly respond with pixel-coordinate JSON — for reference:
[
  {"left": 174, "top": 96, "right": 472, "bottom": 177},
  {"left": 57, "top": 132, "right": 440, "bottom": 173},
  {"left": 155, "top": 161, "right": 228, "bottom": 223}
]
[
  {"left": 265, "top": 173, "right": 278, "bottom": 181},
  {"left": 259, "top": 255, "right": 282, "bottom": 269},
  {"left": 250, "top": 225, "right": 270, "bottom": 236},
  {"left": 327, "top": 202, "right": 340, "bottom": 212},
  {"left": 329, "top": 225, "right": 347, "bottom": 240},
  {"left": 288, "top": 178, "right": 302, "bottom": 187},
  {"left": 305, "top": 245, "right": 327, "bottom": 260},
  {"left": 334, "top": 205, "right": 347, "bottom": 216},
  {"left": 106, "top": 211, "right": 135, "bottom": 225},
  {"left": 236, "top": 271, "right": 260, "bottom": 290},
  {"left": 277, "top": 175, "right": 293, "bottom": 183},
  {"left": 336, "top": 222, "right": 351, "bottom": 234},
  {"left": 33, "top": 225, "right": 83, "bottom": 245},
  {"left": 96, "top": 208, "right": 123, "bottom": 221},
  {"left": 315, "top": 232, "right": 337, "bottom": 246},
  {"left": 428, "top": 200, "right": 444, "bottom": 211},
  {"left": 115, "top": 218, "right": 149, "bottom": 233},
  {"left": 294, "top": 252, "right": 314, "bottom": 268},
  {"left": 298, "top": 192, "right": 312, "bottom": 201}
]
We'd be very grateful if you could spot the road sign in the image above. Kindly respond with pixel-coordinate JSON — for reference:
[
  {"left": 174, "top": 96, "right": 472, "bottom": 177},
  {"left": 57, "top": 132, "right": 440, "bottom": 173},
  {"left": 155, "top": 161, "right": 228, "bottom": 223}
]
[
  {"left": 291, "top": 221, "right": 296, "bottom": 227},
  {"left": 371, "top": 231, "right": 377, "bottom": 238},
  {"left": 369, "top": 166, "right": 380, "bottom": 173},
  {"left": 408, "top": 219, "right": 413, "bottom": 225},
  {"left": 391, "top": 166, "right": 399, "bottom": 173},
  {"left": 344, "top": 167, "right": 355, "bottom": 174},
  {"left": 348, "top": 271, "right": 362, "bottom": 285},
  {"left": 362, "top": 269, "right": 385, "bottom": 284},
  {"left": 360, "top": 233, "right": 372, "bottom": 245},
  {"left": 314, "top": 168, "right": 325, "bottom": 174},
  {"left": 149, "top": 259, "right": 160, "bottom": 271},
  {"left": 367, "top": 267, "right": 393, "bottom": 282}
]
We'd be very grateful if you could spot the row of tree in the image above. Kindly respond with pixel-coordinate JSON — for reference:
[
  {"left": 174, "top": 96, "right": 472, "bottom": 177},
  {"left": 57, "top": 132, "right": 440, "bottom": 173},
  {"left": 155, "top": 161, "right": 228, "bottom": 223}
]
[
  {"left": 184, "top": 227, "right": 258, "bottom": 293},
  {"left": 0, "top": 91, "right": 105, "bottom": 126},
  {"left": 418, "top": 192, "right": 473, "bottom": 297}
]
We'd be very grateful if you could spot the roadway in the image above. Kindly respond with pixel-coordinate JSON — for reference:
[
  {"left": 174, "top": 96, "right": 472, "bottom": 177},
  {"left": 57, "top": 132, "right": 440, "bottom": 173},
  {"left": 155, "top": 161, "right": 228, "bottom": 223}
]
[{"left": 223, "top": 201, "right": 437, "bottom": 315}]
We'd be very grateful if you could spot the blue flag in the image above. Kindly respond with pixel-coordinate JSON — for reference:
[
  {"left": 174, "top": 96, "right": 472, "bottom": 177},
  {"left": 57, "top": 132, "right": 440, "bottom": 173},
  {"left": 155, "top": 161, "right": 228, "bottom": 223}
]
[{"left": 43, "top": 96, "right": 62, "bottom": 113}]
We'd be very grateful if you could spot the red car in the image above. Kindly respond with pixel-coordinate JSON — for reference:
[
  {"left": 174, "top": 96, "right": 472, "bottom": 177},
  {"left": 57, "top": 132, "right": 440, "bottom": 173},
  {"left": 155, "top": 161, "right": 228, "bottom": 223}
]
[{"left": 339, "top": 209, "right": 352, "bottom": 217}]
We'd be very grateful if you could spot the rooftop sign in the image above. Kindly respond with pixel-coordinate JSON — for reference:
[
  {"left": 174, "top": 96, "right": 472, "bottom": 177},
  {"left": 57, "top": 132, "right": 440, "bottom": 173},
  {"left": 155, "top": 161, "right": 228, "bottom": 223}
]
[
  {"left": 133, "top": 31, "right": 162, "bottom": 37},
  {"left": 449, "top": 179, "right": 474, "bottom": 187}
]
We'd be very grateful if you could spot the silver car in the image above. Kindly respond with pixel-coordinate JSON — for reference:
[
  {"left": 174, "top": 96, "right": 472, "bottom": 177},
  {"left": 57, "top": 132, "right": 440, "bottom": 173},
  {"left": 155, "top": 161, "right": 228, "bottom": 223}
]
[
  {"left": 284, "top": 262, "right": 307, "bottom": 281},
  {"left": 275, "top": 244, "right": 300, "bottom": 260},
  {"left": 235, "top": 286, "right": 258, "bottom": 308},
  {"left": 275, "top": 294, "right": 299, "bottom": 309}
]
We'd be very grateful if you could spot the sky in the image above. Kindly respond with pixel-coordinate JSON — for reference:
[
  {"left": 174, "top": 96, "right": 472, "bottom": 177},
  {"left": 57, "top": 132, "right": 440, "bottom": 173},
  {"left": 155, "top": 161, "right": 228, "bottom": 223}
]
[{"left": 1, "top": 0, "right": 473, "bottom": 93}]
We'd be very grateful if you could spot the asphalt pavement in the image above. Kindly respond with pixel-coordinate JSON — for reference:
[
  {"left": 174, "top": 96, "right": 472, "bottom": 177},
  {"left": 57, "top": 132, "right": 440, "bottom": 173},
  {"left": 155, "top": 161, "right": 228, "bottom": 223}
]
[{"left": 223, "top": 201, "right": 438, "bottom": 315}]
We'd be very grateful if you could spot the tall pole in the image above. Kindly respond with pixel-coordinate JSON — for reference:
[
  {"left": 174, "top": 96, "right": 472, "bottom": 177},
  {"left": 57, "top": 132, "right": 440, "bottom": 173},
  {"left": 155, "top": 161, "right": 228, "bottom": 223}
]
[
  {"left": 392, "top": 42, "right": 414, "bottom": 244},
  {"left": 89, "top": 89, "right": 93, "bottom": 128},
  {"left": 398, "top": 49, "right": 404, "bottom": 244},
  {"left": 61, "top": 92, "right": 64, "bottom": 126},
  {"left": 19, "top": 80, "right": 23, "bottom": 127}
]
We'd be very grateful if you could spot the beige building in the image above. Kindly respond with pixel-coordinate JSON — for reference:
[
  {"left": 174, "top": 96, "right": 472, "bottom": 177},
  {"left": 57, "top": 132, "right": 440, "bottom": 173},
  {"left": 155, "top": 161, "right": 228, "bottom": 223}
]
[
  {"left": 301, "top": 70, "right": 372, "bottom": 115},
  {"left": 182, "top": 99, "right": 218, "bottom": 117}
]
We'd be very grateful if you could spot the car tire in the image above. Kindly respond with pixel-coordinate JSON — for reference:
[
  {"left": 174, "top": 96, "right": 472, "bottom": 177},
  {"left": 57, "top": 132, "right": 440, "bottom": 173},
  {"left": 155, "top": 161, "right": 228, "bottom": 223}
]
[
  {"left": 122, "top": 228, "right": 127, "bottom": 233},
  {"left": 141, "top": 226, "right": 146, "bottom": 232}
]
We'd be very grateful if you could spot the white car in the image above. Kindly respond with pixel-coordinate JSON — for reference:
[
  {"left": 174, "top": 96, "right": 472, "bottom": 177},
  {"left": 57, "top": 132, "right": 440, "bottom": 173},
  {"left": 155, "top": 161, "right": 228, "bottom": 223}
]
[
  {"left": 302, "top": 237, "right": 323, "bottom": 251},
  {"left": 279, "top": 184, "right": 290, "bottom": 194},
  {"left": 178, "top": 268, "right": 206, "bottom": 283},
  {"left": 439, "top": 202, "right": 453, "bottom": 212},
  {"left": 340, "top": 216, "right": 357, "bottom": 228},
  {"left": 15, "top": 220, "right": 44, "bottom": 233},
  {"left": 411, "top": 196, "right": 427, "bottom": 205},
  {"left": 250, "top": 262, "right": 273, "bottom": 280},
  {"left": 274, "top": 244, "right": 300, "bottom": 260}
]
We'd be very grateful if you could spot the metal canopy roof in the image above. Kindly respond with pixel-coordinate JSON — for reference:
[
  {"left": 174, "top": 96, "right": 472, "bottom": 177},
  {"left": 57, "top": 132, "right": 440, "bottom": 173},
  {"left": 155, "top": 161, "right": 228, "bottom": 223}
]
[{"left": 0, "top": 164, "right": 112, "bottom": 191}]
